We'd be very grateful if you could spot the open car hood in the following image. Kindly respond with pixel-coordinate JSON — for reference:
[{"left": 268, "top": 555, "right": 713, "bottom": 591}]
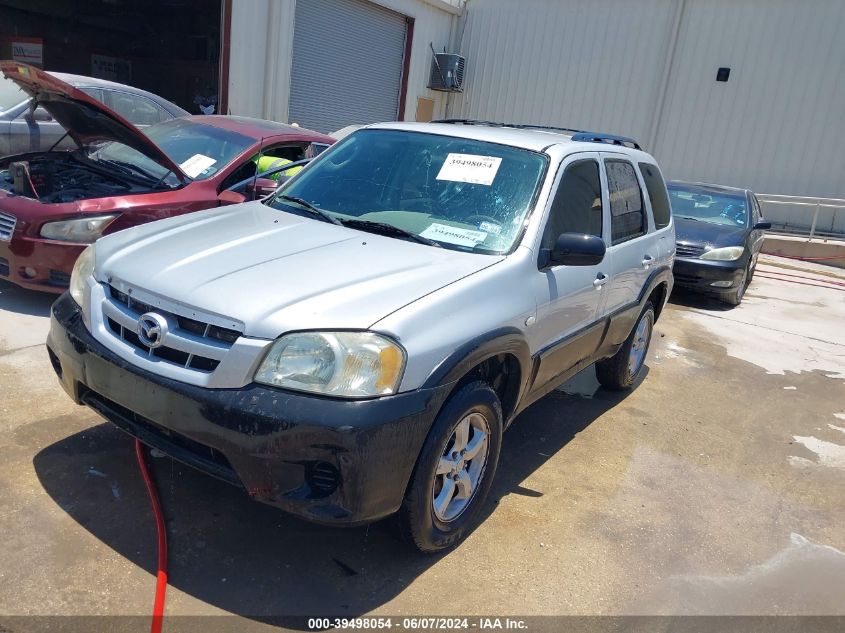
[{"left": 0, "top": 61, "right": 188, "bottom": 182}]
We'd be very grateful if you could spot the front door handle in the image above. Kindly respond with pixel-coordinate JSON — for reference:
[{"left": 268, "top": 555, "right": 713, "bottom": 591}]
[
  {"left": 641, "top": 254, "right": 654, "bottom": 269},
  {"left": 593, "top": 273, "right": 608, "bottom": 288}
]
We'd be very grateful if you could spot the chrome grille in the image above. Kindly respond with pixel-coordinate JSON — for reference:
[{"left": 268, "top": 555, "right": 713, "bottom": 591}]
[
  {"left": 0, "top": 211, "right": 16, "bottom": 241},
  {"left": 103, "top": 285, "right": 241, "bottom": 373},
  {"left": 675, "top": 243, "right": 705, "bottom": 258}
]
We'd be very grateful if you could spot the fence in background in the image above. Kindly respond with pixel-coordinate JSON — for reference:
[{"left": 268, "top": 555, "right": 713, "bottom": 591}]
[{"left": 757, "top": 194, "right": 845, "bottom": 240}]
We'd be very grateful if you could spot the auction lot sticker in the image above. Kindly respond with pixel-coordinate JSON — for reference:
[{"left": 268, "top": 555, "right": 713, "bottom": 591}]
[
  {"left": 179, "top": 153, "right": 217, "bottom": 178},
  {"left": 436, "top": 153, "right": 502, "bottom": 186},
  {"left": 420, "top": 223, "right": 487, "bottom": 247}
]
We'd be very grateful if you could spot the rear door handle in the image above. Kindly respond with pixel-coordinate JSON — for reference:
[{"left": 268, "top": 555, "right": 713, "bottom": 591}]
[
  {"left": 641, "top": 254, "right": 654, "bottom": 268},
  {"left": 593, "top": 273, "right": 608, "bottom": 288}
]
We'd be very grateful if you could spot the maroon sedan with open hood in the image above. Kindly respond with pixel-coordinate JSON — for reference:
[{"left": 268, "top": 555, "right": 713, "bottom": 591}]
[{"left": 0, "top": 62, "right": 334, "bottom": 293}]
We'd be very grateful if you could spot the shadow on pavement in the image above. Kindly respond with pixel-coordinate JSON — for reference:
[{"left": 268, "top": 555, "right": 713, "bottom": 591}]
[
  {"left": 668, "top": 287, "right": 736, "bottom": 312},
  {"left": 0, "top": 278, "right": 56, "bottom": 317},
  {"left": 32, "top": 379, "right": 636, "bottom": 625}
]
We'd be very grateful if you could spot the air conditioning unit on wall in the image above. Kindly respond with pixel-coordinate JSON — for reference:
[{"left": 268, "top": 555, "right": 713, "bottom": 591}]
[{"left": 428, "top": 53, "right": 465, "bottom": 92}]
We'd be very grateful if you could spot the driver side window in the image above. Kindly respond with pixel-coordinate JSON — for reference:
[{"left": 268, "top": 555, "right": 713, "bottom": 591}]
[{"left": 541, "top": 159, "right": 603, "bottom": 250}]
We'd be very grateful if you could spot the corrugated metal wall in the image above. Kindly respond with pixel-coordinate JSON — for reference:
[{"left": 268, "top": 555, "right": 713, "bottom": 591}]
[
  {"left": 450, "top": 0, "right": 845, "bottom": 198},
  {"left": 448, "top": 0, "right": 677, "bottom": 142},
  {"left": 228, "top": 0, "right": 458, "bottom": 126},
  {"left": 654, "top": 0, "right": 845, "bottom": 198}
]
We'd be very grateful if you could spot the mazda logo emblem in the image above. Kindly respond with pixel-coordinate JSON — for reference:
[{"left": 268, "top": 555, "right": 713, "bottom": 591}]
[{"left": 138, "top": 312, "right": 169, "bottom": 349}]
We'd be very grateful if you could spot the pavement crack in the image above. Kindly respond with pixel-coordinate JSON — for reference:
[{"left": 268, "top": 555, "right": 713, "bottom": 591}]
[{"left": 0, "top": 343, "right": 45, "bottom": 358}]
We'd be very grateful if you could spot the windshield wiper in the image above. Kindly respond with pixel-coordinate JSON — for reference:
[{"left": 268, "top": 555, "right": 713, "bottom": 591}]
[
  {"left": 275, "top": 194, "right": 342, "bottom": 225},
  {"left": 340, "top": 219, "right": 441, "bottom": 247},
  {"left": 95, "top": 157, "right": 158, "bottom": 182}
]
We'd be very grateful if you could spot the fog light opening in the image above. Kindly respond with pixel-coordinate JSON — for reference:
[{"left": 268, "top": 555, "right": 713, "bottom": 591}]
[
  {"left": 47, "top": 347, "right": 63, "bottom": 379},
  {"left": 710, "top": 280, "right": 733, "bottom": 288},
  {"left": 306, "top": 461, "right": 341, "bottom": 497},
  {"left": 21, "top": 266, "right": 37, "bottom": 279}
]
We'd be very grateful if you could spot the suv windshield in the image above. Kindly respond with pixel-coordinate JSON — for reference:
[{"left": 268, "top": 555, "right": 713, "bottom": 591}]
[
  {"left": 266, "top": 128, "right": 548, "bottom": 253},
  {"left": 668, "top": 184, "right": 748, "bottom": 227},
  {"left": 90, "top": 117, "right": 256, "bottom": 184}
]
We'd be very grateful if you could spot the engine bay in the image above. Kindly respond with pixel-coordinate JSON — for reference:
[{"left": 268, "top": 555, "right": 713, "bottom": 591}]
[{"left": 0, "top": 153, "right": 149, "bottom": 203}]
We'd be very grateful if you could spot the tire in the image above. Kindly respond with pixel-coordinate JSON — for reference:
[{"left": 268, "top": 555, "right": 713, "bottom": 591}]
[
  {"left": 596, "top": 302, "right": 655, "bottom": 391},
  {"left": 398, "top": 381, "right": 503, "bottom": 553},
  {"left": 722, "top": 264, "right": 750, "bottom": 306}
]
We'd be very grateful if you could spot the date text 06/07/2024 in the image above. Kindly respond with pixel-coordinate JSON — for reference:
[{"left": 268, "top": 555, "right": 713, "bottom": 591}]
[{"left": 306, "top": 617, "right": 529, "bottom": 630}]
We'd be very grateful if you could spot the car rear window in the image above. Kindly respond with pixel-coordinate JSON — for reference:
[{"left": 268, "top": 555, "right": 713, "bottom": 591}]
[{"left": 0, "top": 76, "right": 27, "bottom": 113}]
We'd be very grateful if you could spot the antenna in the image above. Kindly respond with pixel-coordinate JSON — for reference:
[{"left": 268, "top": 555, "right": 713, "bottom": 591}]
[{"left": 251, "top": 136, "right": 266, "bottom": 200}]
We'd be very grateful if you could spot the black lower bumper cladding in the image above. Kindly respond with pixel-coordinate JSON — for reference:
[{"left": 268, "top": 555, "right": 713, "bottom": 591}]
[
  {"left": 46, "top": 293, "right": 449, "bottom": 525},
  {"left": 672, "top": 257, "right": 747, "bottom": 293}
]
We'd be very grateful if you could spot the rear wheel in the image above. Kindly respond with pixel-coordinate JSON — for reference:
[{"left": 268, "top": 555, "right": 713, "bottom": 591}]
[
  {"left": 596, "top": 302, "right": 655, "bottom": 391},
  {"left": 398, "top": 381, "right": 502, "bottom": 553}
]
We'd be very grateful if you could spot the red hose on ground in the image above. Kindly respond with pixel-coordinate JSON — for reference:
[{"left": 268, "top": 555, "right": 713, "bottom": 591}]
[{"left": 134, "top": 439, "right": 168, "bottom": 633}]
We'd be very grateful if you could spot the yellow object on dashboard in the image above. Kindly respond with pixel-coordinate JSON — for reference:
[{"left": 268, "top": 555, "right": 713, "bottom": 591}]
[{"left": 256, "top": 155, "right": 302, "bottom": 181}]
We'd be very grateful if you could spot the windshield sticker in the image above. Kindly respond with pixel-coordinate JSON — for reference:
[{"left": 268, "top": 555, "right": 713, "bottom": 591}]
[
  {"left": 420, "top": 223, "right": 487, "bottom": 247},
  {"left": 179, "top": 153, "right": 217, "bottom": 178},
  {"left": 436, "top": 153, "right": 502, "bottom": 186},
  {"left": 478, "top": 221, "right": 502, "bottom": 235}
]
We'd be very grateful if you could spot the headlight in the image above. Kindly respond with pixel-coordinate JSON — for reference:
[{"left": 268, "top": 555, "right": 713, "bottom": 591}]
[
  {"left": 255, "top": 331, "right": 406, "bottom": 398},
  {"left": 700, "top": 246, "right": 745, "bottom": 261},
  {"left": 40, "top": 214, "right": 118, "bottom": 242},
  {"left": 69, "top": 245, "right": 95, "bottom": 307}
]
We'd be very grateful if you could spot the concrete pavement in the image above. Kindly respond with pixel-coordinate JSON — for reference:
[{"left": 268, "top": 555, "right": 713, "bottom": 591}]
[{"left": 0, "top": 256, "right": 843, "bottom": 626}]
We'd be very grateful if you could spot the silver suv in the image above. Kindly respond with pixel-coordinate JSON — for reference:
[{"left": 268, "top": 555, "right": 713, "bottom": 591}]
[{"left": 47, "top": 121, "right": 674, "bottom": 552}]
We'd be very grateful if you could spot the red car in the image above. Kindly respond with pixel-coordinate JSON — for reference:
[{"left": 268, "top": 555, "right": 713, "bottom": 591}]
[{"left": 0, "top": 62, "right": 334, "bottom": 293}]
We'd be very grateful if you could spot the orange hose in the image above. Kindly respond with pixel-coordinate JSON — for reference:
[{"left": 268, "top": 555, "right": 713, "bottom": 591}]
[{"left": 134, "top": 440, "right": 168, "bottom": 633}]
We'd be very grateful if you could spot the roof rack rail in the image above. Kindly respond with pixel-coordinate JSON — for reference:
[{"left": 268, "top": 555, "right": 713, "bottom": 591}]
[
  {"left": 570, "top": 132, "right": 641, "bottom": 150},
  {"left": 431, "top": 119, "right": 642, "bottom": 149},
  {"left": 432, "top": 119, "right": 586, "bottom": 135}
]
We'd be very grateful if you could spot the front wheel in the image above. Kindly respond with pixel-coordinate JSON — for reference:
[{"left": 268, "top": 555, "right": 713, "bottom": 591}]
[
  {"left": 723, "top": 264, "right": 750, "bottom": 306},
  {"left": 596, "top": 302, "right": 655, "bottom": 391},
  {"left": 398, "top": 381, "right": 503, "bottom": 553}
]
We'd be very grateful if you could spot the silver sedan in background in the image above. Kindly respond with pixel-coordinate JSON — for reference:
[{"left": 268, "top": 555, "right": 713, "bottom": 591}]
[{"left": 0, "top": 71, "right": 189, "bottom": 155}]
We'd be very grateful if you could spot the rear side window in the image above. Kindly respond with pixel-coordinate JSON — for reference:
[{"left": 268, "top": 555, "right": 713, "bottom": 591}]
[
  {"left": 638, "top": 162, "right": 671, "bottom": 229},
  {"left": 542, "top": 159, "right": 603, "bottom": 249},
  {"left": 605, "top": 159, "right": 645, "bottom": 244},
  {"left": 104, "top": 90, "right": 166, "bottom": 125}
]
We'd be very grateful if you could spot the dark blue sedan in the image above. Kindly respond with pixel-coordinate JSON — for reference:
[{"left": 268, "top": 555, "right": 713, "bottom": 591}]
[{"left": 668, "top": 181, "right": 771, "bottom": 306}]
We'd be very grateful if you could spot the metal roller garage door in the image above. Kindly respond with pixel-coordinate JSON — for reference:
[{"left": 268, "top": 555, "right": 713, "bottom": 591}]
[{"left": 289, "top": 0, "right": 408, "bottom": 134}]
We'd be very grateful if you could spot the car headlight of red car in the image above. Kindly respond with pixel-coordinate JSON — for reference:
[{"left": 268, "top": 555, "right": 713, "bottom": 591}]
[{"left": 40, "top": 214, "right": 118, "bottom": 243}]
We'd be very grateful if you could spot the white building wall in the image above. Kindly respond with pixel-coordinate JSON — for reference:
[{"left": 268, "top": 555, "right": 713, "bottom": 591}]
[
  {"left": 654, "top": 0, "right": 845, "bottom": 198},
  {"left": 450, "top": 0, "right": 845, "bottom": 199},
  {"left": 228, "top": 0, "right": 461, "bottom": 125},
  {"left": 448, "top": 0, "right": 678, "bottom": 143}
]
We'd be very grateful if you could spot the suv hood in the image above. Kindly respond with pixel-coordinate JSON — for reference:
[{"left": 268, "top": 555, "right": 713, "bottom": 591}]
[
  {"left": 95, "top": 202, "right": 503, "bottom": 339},
  {"left": 0, "top": 61, "right": 188, "bottom": 182}
]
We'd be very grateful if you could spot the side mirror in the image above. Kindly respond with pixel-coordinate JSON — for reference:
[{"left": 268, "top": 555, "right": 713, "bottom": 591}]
[
  {"left": 246, "top": 177, "right": 278, "bottom": 199},
  {"left": 217, "top": 189, "right": 246, "bottom": 205},
  {"left": 549, "top": 233, "right": 606, "bottom": 267},
  {"left": 753, "top": 221, "right": 771, "bottom": 230}
]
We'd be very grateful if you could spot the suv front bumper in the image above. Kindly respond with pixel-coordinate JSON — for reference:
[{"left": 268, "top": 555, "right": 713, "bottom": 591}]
[{"left": 46, "top": 293, "right": 449, "bottom": 525}]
